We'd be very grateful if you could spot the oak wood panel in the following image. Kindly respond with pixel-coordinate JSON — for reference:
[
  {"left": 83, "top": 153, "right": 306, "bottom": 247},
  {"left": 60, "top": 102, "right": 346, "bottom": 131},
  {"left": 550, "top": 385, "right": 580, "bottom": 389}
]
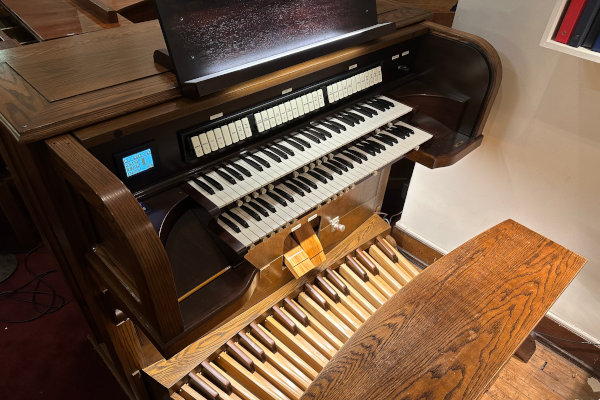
[
  {"left": 0, "top": 0, "right": 127, "bottom": 40},
  {"left": 4, "top": 20, "right": 166, "bottom": 101},
  {"left": 46, "top": 134, "right": 184, "bottom": 341},
  {"left": 143, "top": 214, "right": 390, "bottom": 391},
  {"left": 301, "top": 219, "right": 586, "bottom": 400},
  {"left": 0, "top": 20, "right": 427, "bottom": 143},
  {"left": 71, "top": 0, "right": 119, "bottom": 23}
]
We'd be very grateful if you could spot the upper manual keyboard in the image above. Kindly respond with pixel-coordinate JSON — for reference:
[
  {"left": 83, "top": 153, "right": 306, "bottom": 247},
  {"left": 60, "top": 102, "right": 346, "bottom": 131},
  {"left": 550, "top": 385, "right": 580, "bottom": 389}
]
[{"left": 186, "top": 95, "right": 415, "bottom": 210}]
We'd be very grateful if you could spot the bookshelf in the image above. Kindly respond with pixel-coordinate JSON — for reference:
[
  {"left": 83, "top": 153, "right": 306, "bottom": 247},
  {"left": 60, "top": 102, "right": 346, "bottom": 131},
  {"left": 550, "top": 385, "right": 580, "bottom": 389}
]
[{"left": 540, "top": 0, "right": 600, "bottom": 63}]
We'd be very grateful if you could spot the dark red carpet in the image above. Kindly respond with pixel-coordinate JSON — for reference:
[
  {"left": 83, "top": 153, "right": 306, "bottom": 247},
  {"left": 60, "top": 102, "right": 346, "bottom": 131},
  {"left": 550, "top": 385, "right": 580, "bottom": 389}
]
[{"left": 0, "top": 247, "right": 129, "bottom": 400}]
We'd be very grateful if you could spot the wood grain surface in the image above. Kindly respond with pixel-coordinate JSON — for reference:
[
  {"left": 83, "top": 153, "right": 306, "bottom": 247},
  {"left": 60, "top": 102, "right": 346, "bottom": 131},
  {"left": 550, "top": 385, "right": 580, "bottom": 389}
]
[
  {"left": 301, "top": 219, "right": 586, "bottom": 400},
  {"left": 143, "top": 214, "right": 390, "bottom": 390}
]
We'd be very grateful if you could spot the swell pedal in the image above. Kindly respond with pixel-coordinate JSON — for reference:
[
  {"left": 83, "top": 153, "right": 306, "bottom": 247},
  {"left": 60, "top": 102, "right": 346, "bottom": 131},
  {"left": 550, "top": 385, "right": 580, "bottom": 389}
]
[{"left": 283, "top": 223, "right": 325, "bottom": 278}]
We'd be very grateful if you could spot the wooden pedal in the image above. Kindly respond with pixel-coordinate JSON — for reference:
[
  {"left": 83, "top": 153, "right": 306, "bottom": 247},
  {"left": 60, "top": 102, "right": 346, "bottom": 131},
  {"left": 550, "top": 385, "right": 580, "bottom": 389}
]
[{"left": 292, "top": 223, "right": 326, "bottom": 267}]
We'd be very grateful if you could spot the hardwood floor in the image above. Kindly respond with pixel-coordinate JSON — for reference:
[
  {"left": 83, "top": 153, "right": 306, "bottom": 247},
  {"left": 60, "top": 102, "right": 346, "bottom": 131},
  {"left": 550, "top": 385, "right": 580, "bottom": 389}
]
[{"left": 483, "top": 342, "right": 600, "bottom": 400}]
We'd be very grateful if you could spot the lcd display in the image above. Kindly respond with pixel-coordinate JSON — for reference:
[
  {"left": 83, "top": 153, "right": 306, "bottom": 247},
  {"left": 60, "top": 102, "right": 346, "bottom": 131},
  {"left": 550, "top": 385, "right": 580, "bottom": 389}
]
[
  {"left": 122, "top": 148, "right": 155, "bottom": 178},
  {"left": 154, "top": 0, "right": 378, "bottom": 84}
]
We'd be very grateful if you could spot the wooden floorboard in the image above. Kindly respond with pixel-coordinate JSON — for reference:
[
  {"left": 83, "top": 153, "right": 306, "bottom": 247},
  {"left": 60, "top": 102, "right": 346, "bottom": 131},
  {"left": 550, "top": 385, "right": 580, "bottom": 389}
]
[{"left": 483, "top": 342, "right": 600, "bottom": 400}]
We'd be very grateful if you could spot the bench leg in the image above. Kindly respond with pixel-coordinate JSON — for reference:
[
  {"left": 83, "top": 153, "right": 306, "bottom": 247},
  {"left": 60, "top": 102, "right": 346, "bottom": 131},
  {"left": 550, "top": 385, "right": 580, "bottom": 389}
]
[{"left": 515, "top": 333, "right": 537, "bottom": 363}]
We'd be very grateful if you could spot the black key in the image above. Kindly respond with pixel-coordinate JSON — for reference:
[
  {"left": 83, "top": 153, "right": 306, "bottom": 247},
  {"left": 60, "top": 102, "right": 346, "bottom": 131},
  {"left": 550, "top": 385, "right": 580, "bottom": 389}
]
[
  {"left": 194, "top": 178, "right": 215, "bottom": 195},
  {"left": 326, "top": 119, "right": 346, "bottom": 131},
  {"left": 333, "top": 156, "right": 353, "bottom": 169},
  {"left": 310, "top": 125, "right": 332, "bottom": 138},
  {"left": 243, "top": 157, "right": 263, "bottom": 172},
  {"left": 285, "top": 139, "right": 304, "bottom": 151},
  {"left": 224, "top": 165, "right": 244, "bottom": 181},
  {"left": 369, "top": 98, "right": 391, "bottom": 110},
  {"left": 319, "top": 120, "right": 341, "bottom": 134},
  {"left": 291, "top": 178, "right": 311, "bottom": 193},
  {"left": 268, "top": 146, "right": 288, "bottom": 160},
  {"left": 329, "top": 159, "right": 348, "bottom": 172},
  {"left": 256, "top": 198, "right": 276, "bottom": 213},
  {"left": 361, "top": 140, "right": 382, "bottom": 154},
  {"left": 376, "top": 97, "right": 395, "bottom": 108},
  {"left": 340, "top": 112, "right": 360, "bottom": 124},
  {"left": 241, "top": 205, "right": 261, "bottom": 221},
  {"left": 356, "top": 143, "right": 376, "bottom": 156},
  {"left": 293, "top": 136, "right": 311, "bottom": 148},
  {"left": 203, "top": 175, "right": 224, "bottom": 191},
  {"left": 308, "top": 170, "right": 328, "bottom": 184},
  {"left": 216, "top": 169, "right": 236, "bottom": 185},
  {"left": 262, "top": 149, "right": 281, "bottom": 163},
  {"left": 314, "top": 167, "right": 334, "bottom": 180},
  {"left": 385, "top": 127, "right": 407, "bottom": 139},
  {"left": 394, "top": 125, "right": 414, "bottom": 135},
  {"left": 298, "top": 176, "right": 318, "bottom": 189},
  {"left": 220, "top": 216, "right": 240, "bottom": 233},
  {"left": 301, "top": 131, "right": 321, "bottom": 144},
  {"left": 268, "top": 192, "right": 287, "bottom": 206},
  {"left": 374, "top": 135, "right": 396, "bottom": 146},
  {"left": 365, "top": 100, "right": 385, "bottom": 112},
  {"left": 361, "top": 104, "right": 379, "bottom": 115},
  {"left": 227, "top": 211, "right": 249, "bottom": 228},
  {"left": 352, "top": 106, "right": 374, "bottom": 118},
  {"left": 248, "top": 201, "right": 269, "bottom": 217},
  {"left": 344, "top": 111, "right": 364, "bottom": 123},
  {"left": 365, "top": 139, "right": 386, "bottom": 151},
  {"left": 275, "top": 143, "right": 294, "bottom": 157},
  {"left": 378, "top": 133, "right": 398, "bottom": 144},
  {"left": 346, "top": 149, "right": 368, "bottom": 161},
  {"left": 274, "top": 188, "right": 294, "bottom": 202},
  {"left": 341, "top": 151, "right": 362, "bottom": 164},
  {"left": 251, "top": 153, "right": 271, "bottom": 168},
  {"left": 284, "top": 182, "right": 305, "bottom": 196},
  {"left": 334, "top": 114, "right": 355, "bottom": 127},
  {"left": 305, "top": 128, "right": 326, "bottom": 141},
  {"left": 322, "top": 162, "right": 343, "bottom": 175}
]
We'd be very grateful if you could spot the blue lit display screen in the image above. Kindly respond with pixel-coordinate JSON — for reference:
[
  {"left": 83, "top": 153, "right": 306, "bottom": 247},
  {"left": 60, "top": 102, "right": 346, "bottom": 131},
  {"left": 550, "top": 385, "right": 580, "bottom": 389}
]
[{"left": 122, "top": 148, "right": 154, "bottom": 178}]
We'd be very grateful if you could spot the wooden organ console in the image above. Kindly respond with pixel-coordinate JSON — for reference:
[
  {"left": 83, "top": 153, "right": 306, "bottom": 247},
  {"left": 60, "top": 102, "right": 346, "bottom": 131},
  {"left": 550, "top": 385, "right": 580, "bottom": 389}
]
[{"left": 0, "top": 3, "right": 586, "bottom": 400}]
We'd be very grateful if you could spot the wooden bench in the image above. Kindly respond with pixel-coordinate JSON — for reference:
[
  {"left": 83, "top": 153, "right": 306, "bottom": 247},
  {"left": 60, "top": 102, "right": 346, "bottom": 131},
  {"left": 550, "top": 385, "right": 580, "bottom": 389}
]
[{"left": 301, "top": 219, "right": 586, "bottom": 400}]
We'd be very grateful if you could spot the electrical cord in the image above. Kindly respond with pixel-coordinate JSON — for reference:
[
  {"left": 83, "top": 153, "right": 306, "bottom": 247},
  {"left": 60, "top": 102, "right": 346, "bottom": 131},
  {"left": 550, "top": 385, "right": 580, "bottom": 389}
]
[{"left": 0, "top": 244, "right": 70, "bottom": 323}]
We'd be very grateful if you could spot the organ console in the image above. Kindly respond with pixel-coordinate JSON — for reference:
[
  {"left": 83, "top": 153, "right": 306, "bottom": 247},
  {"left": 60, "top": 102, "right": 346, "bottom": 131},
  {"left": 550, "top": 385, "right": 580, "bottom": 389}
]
[{"left": 0, "top": 2, "right": 586, "bottom": 400}]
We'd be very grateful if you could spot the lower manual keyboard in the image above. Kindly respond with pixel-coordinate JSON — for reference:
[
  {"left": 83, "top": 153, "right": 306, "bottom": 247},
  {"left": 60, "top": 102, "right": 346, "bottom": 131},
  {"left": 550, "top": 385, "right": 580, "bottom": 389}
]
[
  {"left": 216, "top": 121, "right": 432, "bottom": 248},
  {"left": 169, "top": 236, "right": 420, "bottom": 400}
]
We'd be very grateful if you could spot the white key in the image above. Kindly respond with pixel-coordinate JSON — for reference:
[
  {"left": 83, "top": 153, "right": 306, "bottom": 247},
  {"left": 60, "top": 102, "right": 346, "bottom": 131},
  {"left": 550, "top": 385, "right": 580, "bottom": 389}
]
[
  {"left": 237, "top": 159, "right": 271, "bottom": 186},
  {"left": 245, "top": 201, "right": 282, "bottom": 231},
  {"left": 259, "top": 194, "right": 295, "bottom": 222},
  {"left": 192, "top": 177, "right": 232, "bottom": 205},
  {"left": 205, "top": 171, "right": 244, "bottom": 199},
  {"left": 217, "top": 218, "right": 253, "bottom": 247},
  {"left": 276, "top": 184, "right": 313, "bottom": 212},
  {"left": 228, "top": 208, "right": 265, "bottom": 239},
  {"left": 237, "top": 206, "right": 273, "bottom": 236}
]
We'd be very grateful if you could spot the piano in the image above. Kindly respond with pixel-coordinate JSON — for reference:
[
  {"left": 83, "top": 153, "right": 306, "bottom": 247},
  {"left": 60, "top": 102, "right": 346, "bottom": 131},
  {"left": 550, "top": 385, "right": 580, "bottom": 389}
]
[{"left": 0, "top": 2, "right": 586, "bottom": 400}]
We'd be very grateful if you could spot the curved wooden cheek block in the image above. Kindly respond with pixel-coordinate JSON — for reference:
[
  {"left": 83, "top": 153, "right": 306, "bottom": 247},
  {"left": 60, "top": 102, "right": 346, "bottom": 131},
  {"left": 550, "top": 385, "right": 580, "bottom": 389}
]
[
  {"left": 301, "top": 219, "right": 586, "bottom": 400},
  {"left": 284, "top": 223, "right": 326, "bottom": 279}
]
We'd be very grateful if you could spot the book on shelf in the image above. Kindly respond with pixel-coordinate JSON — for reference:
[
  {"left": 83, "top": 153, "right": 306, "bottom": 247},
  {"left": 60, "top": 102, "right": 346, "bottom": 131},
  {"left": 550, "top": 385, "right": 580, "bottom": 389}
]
[
  {"left": 568, "top": 0, "right": 600, "bottom": 47},
  {"left": 555, "top": 0, "right": 589, "bottom": 44},
  {"left": 582, "top": 5, "right": 600, "bottom": 47}
]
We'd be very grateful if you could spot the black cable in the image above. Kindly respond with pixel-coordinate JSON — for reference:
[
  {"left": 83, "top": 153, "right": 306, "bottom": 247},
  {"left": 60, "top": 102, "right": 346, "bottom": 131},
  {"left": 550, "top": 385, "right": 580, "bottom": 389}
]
[
  {"left": 0, "top": 244, "right": 71, "bottom": 323},
  {"left": 534, "top": 330, "right": 600, "bottom": 346}
]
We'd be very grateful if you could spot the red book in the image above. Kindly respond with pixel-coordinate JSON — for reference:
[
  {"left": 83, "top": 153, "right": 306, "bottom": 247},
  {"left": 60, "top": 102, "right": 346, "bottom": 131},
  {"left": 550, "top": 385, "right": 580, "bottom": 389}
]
[{"left": 555, "top": 0, "right": 589, "bottom": 43}]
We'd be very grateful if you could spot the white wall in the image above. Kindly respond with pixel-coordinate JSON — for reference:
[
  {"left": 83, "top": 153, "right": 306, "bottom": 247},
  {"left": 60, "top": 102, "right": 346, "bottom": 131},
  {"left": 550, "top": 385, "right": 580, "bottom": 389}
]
[{"left": 399, "top": 0, "right": 600, "bottom": 341}]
